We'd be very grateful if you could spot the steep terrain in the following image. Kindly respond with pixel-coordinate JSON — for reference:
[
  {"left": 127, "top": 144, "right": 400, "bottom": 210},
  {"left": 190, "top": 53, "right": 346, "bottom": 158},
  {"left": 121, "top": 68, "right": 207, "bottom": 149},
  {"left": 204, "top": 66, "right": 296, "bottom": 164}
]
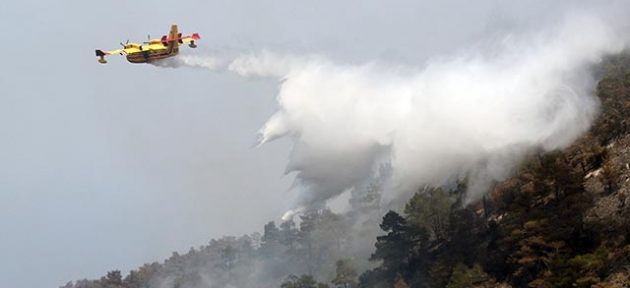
[{"left": 62, "top": 52, "right": 630, "bottom": 288}]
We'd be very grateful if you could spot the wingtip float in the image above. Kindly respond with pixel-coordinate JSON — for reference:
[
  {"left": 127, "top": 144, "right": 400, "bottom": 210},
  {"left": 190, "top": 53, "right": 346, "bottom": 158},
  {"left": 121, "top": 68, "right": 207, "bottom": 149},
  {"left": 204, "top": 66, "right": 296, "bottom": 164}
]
[{"left": 95, "top": 24, "right": 200, "bottom": 64}]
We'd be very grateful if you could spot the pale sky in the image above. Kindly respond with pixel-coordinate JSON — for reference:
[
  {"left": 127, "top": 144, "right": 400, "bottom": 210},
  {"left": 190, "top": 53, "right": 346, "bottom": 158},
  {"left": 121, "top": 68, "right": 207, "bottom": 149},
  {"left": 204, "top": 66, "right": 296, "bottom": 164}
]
[{"left": 0, "top": 1, "right": 614, "bottom": 287}]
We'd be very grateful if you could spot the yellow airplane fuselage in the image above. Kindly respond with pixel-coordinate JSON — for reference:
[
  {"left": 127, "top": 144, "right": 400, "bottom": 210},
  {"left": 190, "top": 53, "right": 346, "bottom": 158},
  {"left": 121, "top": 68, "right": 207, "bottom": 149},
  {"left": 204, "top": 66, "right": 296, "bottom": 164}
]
[{"left": 124, "top": 44, "right": 180, "bottom": 64}]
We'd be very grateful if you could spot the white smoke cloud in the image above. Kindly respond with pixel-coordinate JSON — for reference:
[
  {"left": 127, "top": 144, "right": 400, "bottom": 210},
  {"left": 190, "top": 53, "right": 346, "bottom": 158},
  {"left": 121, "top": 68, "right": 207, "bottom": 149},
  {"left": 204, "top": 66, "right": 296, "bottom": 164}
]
[
  {"left": 146, "top": 9, "right": 630, "bottom": 215},
  {"left": 228, "top": 50, "right": 312, "bottom": 79},
  {"left": 224, "top": 12, "right": 629, "bottom": 211}
]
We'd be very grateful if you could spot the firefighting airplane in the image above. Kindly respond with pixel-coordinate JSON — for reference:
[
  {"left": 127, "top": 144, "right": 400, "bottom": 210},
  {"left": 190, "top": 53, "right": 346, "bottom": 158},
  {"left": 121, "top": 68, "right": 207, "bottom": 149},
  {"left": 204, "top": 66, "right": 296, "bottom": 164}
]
[{"left": 95, "top": 24, "right": 200, "bottom": 64}]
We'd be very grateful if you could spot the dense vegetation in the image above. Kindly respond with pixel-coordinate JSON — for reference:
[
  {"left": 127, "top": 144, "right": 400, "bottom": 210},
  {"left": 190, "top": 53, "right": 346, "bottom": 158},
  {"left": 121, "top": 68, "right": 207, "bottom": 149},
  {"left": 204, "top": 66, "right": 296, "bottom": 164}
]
[{"left": 63, "top": 53, "right": 630, "bottom": 288}]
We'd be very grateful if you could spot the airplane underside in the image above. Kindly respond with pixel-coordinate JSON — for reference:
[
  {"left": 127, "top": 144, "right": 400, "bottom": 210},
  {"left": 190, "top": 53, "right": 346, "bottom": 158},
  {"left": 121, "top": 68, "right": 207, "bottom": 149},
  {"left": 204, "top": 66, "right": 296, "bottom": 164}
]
[{"left": 125, "top": 48, "right": 179, "bottom": 64}]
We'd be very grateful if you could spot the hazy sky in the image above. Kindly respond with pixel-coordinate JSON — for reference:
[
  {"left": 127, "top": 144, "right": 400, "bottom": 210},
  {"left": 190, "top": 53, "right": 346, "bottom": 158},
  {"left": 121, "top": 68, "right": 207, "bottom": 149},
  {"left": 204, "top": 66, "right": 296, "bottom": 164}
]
[{"left": 0, "top": 1, "right": 624, "bottom": 287}]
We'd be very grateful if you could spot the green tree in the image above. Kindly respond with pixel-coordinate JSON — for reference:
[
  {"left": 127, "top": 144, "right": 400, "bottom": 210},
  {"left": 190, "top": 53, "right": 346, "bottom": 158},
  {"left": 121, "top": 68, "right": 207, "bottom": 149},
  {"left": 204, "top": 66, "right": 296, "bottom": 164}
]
[
  {"left": 299, "top": 212, "right": 318, "bottom": 275},
  {"left": 393, "top": 274, "right": 409, "bottom": 288},
  {"left": 405, "top": 187, "right": 451, "bottom": 241},
  {"left": 331, "top": 259, "right": 358, "bottom": 288},
  {"left": 370, "top": 211, "right": 413, "bottom": 267},
  {"left": 123, "top": 270, "right": 143, "bottom": 288},
  {"left": 220, "top": 244, "right": 237, "bottom": 282},
  {"left": 281, "top": 274, "right": 318, "bottom": 288},
  {"left": 368, "top": 211, "right": 425, "bottom": 287},
  {"left": 280, "top": 219, "right": 299, "bottom": 251},
  {"left": 73, "top": 279, "right": 104, "bottom": 288},
  {"left": 446, "top": 263, "right": 489, "bottom": 288},
  {"left": 104, "top": 270, "right": 122, "bottom": 288},
  {"left": 548, "top": 247, "right": 609, "bottom": 288},
  {"left": 260, "top": 221, "right": 283, "bottom": 258}
]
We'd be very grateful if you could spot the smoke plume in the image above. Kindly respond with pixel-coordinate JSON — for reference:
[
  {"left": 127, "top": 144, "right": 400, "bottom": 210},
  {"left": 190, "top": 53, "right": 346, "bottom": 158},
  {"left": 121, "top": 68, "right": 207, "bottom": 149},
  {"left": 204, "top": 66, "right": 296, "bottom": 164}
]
[
  {"left": 224, "top": 12, "right": 629, "bottom": 215},
  {"left": 158, "top": 10, "right": 630, "bottom": 217}
]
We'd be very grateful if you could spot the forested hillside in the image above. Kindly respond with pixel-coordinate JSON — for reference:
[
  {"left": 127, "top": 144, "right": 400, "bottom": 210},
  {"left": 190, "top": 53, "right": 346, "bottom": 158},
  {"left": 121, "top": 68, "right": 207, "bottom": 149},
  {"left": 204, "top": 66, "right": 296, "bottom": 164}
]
[{"left": 62, "top": 52, "right": 630, "bottom": 288}]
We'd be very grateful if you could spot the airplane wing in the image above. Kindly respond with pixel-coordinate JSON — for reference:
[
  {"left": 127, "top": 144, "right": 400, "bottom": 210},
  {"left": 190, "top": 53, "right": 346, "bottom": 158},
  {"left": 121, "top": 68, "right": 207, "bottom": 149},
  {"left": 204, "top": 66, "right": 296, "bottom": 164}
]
[
  {"left": 95, "top": 46, "right": 152, "bottom": 63},
  {"left": 180, "top": 33, "right": 200, "bottom": 44},
  {"left": 97, "top": 47, "right": 141, "bottom": 56}
]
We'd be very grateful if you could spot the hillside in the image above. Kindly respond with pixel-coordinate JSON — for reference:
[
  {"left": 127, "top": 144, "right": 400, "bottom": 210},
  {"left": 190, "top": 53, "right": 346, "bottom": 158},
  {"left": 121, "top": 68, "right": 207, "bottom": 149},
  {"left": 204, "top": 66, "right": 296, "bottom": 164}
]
[{"left": 62, "top": 52, "right": 630, "bottom": 288}]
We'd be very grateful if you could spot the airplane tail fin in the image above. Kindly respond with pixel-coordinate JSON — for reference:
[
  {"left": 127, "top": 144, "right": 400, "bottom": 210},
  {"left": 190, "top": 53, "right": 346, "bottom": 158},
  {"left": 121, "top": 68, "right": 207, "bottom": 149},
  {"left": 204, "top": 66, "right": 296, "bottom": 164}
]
[{"left": 167, "top": 24, "right": 180, "bottom": 53}]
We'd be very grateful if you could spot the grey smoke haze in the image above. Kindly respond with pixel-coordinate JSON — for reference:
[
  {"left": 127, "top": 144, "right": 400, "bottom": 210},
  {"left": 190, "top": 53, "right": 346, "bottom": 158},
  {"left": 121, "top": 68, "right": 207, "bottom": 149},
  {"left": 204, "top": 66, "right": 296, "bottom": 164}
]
[{"left": 2, "top": 1, "right": 630, "bottom": 288}]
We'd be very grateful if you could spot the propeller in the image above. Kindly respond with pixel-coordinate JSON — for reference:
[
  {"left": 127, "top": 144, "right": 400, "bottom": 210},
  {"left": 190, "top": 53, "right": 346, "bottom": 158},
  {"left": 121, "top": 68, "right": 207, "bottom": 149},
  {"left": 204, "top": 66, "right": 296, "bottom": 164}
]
[
  {"left": 119, "top": 39, "right": 129, "bottom": 48},
  {"left": 143, "top": 35, "right": 151, "bottom": 44}
]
